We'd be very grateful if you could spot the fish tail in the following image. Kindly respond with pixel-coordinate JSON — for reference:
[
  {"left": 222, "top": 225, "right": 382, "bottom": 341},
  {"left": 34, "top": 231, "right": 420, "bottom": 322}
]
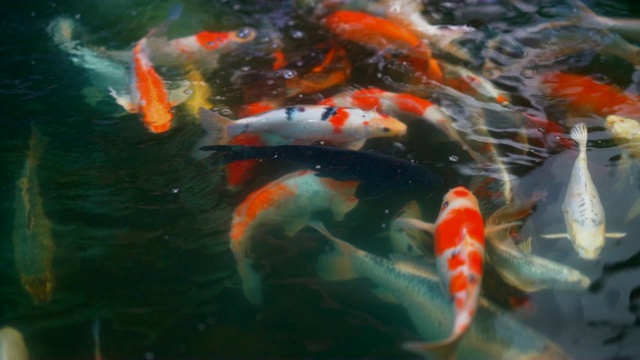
[
  {"left": 402, "top": 338, "right": 459, "bottom": 360},
  {"left": 570, "top": 122, "right": 588, "bottom": 153},
  {"left": 92, "top": 319, "right": 103, "bottom": 360},
  {"left": 237, "top": 260, "right": 263, "bottom": 305},
  {"left": 309, "top": 221, "right": 358, "bottom": 281},
  {"left": 193, "top": 108, "right": 233, "bottom": 159}
]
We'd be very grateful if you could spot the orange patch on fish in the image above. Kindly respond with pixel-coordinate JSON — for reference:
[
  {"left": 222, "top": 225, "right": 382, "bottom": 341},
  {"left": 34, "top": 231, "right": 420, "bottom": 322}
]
[
  {"left": 393, "top": 93, "right": 434, "bottom": 116},
  {"left": 272, "top": 50, "right": 287, "bottom": 70},
  {"left": 226, "top": 134, "right": 266, "bottom": 189},
  {"left": 132, "top": 41, "right": 173, "bottom": 133},
  {"left": 329, "top": 107, "right": 350, "bottom": 134},
  {"left": 325, "top": 10, "right": 421, "bottom": 50},
  {"left": 449, "top": 272, "right": 468, "bottom": 294},
  {"left": 230, "top": 182, "right": 297, "bottom": 243},
  {"left": 195, "top": 31, "right": 231, "bottom": 50},
  {"left": 434, "top": 208, "right": 484, "bottom": 256}
]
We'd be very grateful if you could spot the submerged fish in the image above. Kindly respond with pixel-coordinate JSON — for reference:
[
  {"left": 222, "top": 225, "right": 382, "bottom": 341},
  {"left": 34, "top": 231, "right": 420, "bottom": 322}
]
[
  {"left": 321, "top": 0, "right": 473, "bottom": 61},
  {"left": 194, "top": 105, "right": 406, "bottom": 156},
  {"left": 541, "top": 72, "right": 640, "bottom": 120},
  {"left": 285, "top": 42, "right": 351, "bottom": 97},
  {"left": 0, "top": 327, "right": 29, "bottom": 360},
  {"left": 199, "top": 144, "right": 443, "bottom": 199},
  {"left": 230, "top": 170, "right": 359, "bottom": 304},
  {"left": 48, "top": 16, "right": 129, "bottom": 106},
  {"left": 13, "top": 127, "right": 56, "bottom": 304},
  {"left": 606, "top": 115, "right": 640, "bottom": 159},
  {"left": 486, "top": 203, "right": 591, "bottom": 292},
  {"left": 310, "top": 222, "right": 568, "bottom": 359},
  {"left": 395, "top": 187, "right": 490, "bottom": 353},
  {"left": 109, "top": 35, "right": 192, "bottom": 133},
  {"left": 541, "top": 123, "right": 625, "bottom": 259},
  {"left": 390, "top": 201, "right": 432, "bottom": 257}
]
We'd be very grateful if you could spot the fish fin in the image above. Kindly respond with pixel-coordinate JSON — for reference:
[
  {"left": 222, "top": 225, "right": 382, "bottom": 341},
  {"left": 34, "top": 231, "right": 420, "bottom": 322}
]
[
  {"left": 540, "top": 233, "right": 569, "bottom": 239},
  {"left": 372, "top": 287, "right": 399, "bottom": 303},
  {"left": 92, "top": 319, "right": 103, "bottom": 360},
  {"left": 485, "top": 221, "right": 521, "bottom": 235},
  {"left": 237, "top": 260, "right": 262, "bottom": 305},
  {"left": 626, "top": 197, "right": 640, "bottom": 223},
  {"left": 605, "top": 232, "right": 626, "bottom": 239},
  {"left": 283, "top": 215, "right": 310, "bottom": 237},
  {"left": 343, "top": 139, "right": 367, "bottom": 150},
  {"left": 330, "top": 197, "right": 358, "bottom": 221},
  {"left": 402, "top": 338, "right": 459, "bottom": 360},
  {"left": 193, "top": 107, "right": 233, "bottom": 159},
  {"left": 393, "top": 217, "right": 436, "bottom": 234},
  {"left": 309, "top": 221, "right": 359, "bottom": 281},
  {"left": 570, "top": 123, "right": 588, "bottom": 152},
  {"left": 516, "top": 236, "right": 532, "bottom": 254},
  {"left": 108, "top": 87, "right": 136, "bottom": 113},
  {"left": 167, "top": 81, "right": 192, "bottom": 106}
]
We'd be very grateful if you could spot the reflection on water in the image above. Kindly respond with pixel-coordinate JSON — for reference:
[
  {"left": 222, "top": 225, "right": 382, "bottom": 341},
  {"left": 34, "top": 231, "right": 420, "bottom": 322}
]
[{"left": 2, "top": 0, "right": 640, "bottom": 358}]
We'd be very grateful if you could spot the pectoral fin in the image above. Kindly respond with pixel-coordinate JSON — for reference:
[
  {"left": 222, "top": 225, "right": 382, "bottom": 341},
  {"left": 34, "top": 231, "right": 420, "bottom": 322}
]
[
  {"left": 343, "top": 139, "right": 366, "bottom": 151},
  {"left": 605, "top": 232, "right": 626, "bottom": 239},
  {"left": 283, "top": 215, "right": 310, "bottom": 237},
  {"left": 372, "top": 287, "right": 399, "bottom": 303},
  {"left": 394, "top": 218, "right": 436, "bottom": 234},
  {"left": 540, "top": 233, "right": 569, "bottom": 239},
  {"left": 485, "top": 221, "right": 521, "bottom": 235},
  {"left": 109, "top": 87, "right": 136, "bottom": 113}
]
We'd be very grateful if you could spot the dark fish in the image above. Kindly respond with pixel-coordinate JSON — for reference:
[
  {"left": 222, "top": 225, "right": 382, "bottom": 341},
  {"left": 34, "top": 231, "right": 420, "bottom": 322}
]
[{"left": 199, "top": 144, "right": 443, "bottom": 199}]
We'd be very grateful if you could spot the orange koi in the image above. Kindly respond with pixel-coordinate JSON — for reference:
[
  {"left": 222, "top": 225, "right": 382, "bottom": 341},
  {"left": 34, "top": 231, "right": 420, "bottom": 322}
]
[
  {"left": 395, "top": 187, "right": 517, "bottom": 353},
  {"left": 286, "top": 43, "right": 351, "bottom": 96},
  {"left": 109, "top": 37, "right": 191, "bottom": 133},
  {"left": 541, "top": 71, "right": 640, "bottom": 119},
  {"left": 230, "top": 170, "right": 359, "bottom": 304},
  {"left": 324, "top": 10, "right": 433, "bottom": 61}
]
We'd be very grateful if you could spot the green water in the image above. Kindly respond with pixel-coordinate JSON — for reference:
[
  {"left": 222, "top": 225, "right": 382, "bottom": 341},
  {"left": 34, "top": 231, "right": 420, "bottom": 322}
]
[{"left": 3, "top": 0, "right": 640, "bottom": 358}]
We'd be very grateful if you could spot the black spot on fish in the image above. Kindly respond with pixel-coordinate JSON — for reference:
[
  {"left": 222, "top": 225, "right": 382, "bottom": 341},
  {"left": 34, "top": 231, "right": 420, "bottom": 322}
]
[
  {"left": 321, "top": 106, "right": 337, "bottom": 121},
  {"left": 286, "top": 107, "right": 295, "bottom": 122}
]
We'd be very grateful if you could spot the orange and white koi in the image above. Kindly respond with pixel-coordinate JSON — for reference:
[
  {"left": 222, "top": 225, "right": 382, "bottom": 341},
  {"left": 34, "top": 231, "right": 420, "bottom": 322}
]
[
  {"left": 109, "top": 37, "right": 192, "bottom": 133},
  {"left": 395, "top": 187, "right": 516, "bottom": 351},
  {"left": 194, "top": 105, "right": 406, "bottom": 158},
  {"left": 230, "top": 170, "right": 360, "bottom": 304},
  {"left": 321, "top": 87, "right": 489, "bottom": 162},
  {"left": 541, "top": 71, "right": 640, "bottom": 120}
]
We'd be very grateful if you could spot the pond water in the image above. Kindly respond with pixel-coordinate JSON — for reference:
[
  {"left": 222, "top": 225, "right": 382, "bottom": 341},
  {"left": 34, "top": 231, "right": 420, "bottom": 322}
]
[{"left": 2, "top": 0, "right": 640, "bottom": 358}]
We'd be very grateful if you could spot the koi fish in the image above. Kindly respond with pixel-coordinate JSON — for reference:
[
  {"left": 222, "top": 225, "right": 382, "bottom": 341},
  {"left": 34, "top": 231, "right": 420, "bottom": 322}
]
[
  {"left": 572, "top": 0, "right": 640, "bottom": 42},
  {"left": 320, "top": 86, "right": 490, "bottom": 162},
  {"left": 182, "top": 63, "right": 214, "bottom": 120},
  {"left": 285, "top": 43, "right": 351, "bottom": 97},
  {"left": 194, "top": 105, "right": 406, "bottom": 156},
  {"left": 438, "top": 62, "right": 510, "bottom": 106},
  {"left": 310, "top": 222, "right": 568, "bottom": 359},
  {"left": 230, "top": 170, "right": 359, "bottom": 304},
  {"left": 48, "top": 16, "right": 129, "bottom": 106},
  {"left": 321, "top": 0, "right": 474, "bottom": 61},
  {"left": 324, "top": 10, "right": 441, "bottom": 79},
  {"left": 109, "top": 36, "right": 192, "bottom": 133},
  {"left": 13, "top": 127, "right": 55, "bottom": 304},
  {"left": 605, "top": 115, "right": 640, "bottom": 222},
  {"left": 0, "top": 327, "right": 29, "bottom": 360},
  {"left": 541, "top": 72, "right": 640, "bottom": 120},
  {"left": 390, "top": 201, "right": 432, "bottom": 257},
  {"left": 394, "top": 187, "right": 521, "bottom": 352},
  {"left": 484, "top": 23, "right": 640, "bottom": 82},
  {"left": 199, "top": 144, "right": 442, "bottom": 199},
  {"left": 104, "top": 27, "right": 257, "bottom": 70},
  {"left": 485, "top": 203, "right": 591, "bottom": 292},
  {"left": 541, "top": 123, "right": 625, "bottom": 259}
]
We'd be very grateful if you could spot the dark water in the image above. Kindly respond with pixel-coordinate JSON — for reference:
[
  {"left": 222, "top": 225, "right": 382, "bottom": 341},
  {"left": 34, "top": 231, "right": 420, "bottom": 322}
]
[{"left": 3, "top": 0, "right": 640, "bottom": 358}]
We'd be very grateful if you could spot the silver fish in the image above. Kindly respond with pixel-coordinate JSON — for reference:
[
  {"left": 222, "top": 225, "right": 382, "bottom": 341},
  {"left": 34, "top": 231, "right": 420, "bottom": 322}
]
[
  {"left": 390, "top": 201, "right": 432, "bottom": 257},
  {"left": 310, "top": 222, "right": 568, "bottom": 360},
  {"left": 541, "top": 123, "right": 625, "bottom": 259}
]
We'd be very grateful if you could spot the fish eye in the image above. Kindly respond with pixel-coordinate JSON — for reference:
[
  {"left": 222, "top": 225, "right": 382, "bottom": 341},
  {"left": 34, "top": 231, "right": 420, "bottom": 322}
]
[
  {"left": 382, "top": 127, "right": 390, "bottom": 132},
  {"left": 441, "top": 201, "right": 449, "bottom": 210},
  {"left": 237, "top": 27, "right": 252, "bottom": 39},
  {"left": 183, "top": 88, "right": 192, "bottom": 95}
]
